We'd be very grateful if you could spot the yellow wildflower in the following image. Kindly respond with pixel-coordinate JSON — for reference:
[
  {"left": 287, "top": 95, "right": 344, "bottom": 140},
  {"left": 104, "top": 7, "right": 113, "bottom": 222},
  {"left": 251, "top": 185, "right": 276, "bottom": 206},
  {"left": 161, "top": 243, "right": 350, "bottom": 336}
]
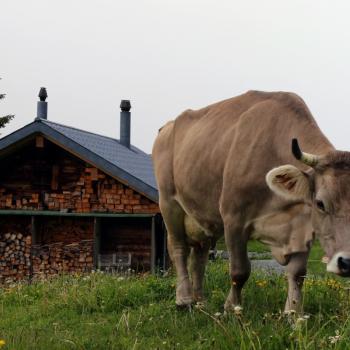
[
  {"left": 0, "top": 339, "right": 5, "bottom": 347},
  {"left": 256, "top": 280, "right": 267, "bottom": 288}
]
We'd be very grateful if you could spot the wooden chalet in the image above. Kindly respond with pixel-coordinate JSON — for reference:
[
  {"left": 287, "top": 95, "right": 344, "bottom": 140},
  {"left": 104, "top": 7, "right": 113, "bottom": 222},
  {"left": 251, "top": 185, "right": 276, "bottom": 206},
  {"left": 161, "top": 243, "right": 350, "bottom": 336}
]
[{"left": 0, "top": 89, "right": 166, "bottom": 282}]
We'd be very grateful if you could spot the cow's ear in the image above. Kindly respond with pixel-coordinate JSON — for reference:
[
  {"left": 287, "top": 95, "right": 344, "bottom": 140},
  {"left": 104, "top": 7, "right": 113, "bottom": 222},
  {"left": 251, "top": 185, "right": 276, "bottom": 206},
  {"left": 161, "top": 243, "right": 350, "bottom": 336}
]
[{"left": 266, "top": 165, "right": 311, "bottom": 201}]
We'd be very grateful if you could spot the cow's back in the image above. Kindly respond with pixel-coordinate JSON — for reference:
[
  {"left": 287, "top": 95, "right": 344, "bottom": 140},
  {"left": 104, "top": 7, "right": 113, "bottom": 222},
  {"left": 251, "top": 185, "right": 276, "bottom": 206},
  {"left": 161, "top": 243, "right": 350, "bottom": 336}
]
[{"left": 153, "top": 91, "right": 332, "bottom": 236}]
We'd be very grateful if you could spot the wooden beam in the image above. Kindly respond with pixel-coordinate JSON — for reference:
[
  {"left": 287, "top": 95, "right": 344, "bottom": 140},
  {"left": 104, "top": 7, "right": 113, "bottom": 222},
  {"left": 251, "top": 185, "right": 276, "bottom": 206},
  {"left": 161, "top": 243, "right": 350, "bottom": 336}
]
[
  {"left": 93, "top": 217, "right": 101, "bottom": 270},
  {"left": 162, "top": 219, "right": 167, "bottom": 271},
  {"left": 51, "top": 165, "right": 59, "bottom": 190},
  {"left": 0, "top": 209, "right": 155, "bottom": 218},
  {"left": 151, "top": 216, "right": 156, "bottom": 274},
  {"left": 35, "top": 135, "right": 44, "bottom": 148}
]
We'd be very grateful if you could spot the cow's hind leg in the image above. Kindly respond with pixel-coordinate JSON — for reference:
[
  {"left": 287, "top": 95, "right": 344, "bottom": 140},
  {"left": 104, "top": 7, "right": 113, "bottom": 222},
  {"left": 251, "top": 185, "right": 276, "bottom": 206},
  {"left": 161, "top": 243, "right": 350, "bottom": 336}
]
[
  {"left": 160, "top": 199, "right": 193, "bottom": 306},
  {"left": 285, "top": 251, "right": 309, "bottom": 313},
  {"left": 189, "top": 239, "right": 211, "bottom": 303},
  {"left": 223, "top": 220, "right": 251, "bottom": 311}
]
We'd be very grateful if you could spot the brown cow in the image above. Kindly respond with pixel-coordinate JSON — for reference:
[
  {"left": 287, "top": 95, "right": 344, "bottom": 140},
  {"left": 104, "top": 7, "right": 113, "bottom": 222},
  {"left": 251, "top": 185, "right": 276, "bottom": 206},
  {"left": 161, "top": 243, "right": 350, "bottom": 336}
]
[{"left": 152, "top": 90, "right": 350, "bottom": 312}]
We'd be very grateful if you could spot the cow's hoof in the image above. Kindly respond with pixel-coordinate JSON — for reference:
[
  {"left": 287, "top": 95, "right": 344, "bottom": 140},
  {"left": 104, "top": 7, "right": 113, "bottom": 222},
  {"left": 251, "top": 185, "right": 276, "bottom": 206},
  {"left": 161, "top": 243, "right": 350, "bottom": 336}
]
[
  {"left": 176, "top": 295, "right": 193, "bottom": 304},
  {"left": 176, "top": 302, "right": 193, "bottom": 311}
]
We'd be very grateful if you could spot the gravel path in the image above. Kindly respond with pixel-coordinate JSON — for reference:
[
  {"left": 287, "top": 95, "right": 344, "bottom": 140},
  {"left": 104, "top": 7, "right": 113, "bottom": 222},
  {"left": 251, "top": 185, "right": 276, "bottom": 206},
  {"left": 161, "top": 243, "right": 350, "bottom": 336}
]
[
  {"left": 214, "top": 250, "right": 285, "bottom": 274},
  {"left": 251, "top": 259, "right": 285, "bottom": 274}
]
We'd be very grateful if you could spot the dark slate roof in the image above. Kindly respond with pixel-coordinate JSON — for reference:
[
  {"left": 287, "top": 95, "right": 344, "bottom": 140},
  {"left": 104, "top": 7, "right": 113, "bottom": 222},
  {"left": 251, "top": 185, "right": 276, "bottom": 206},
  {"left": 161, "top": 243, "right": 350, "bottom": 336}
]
[{"left": 0, "top": 118, "right": 158, "bottom": 202}]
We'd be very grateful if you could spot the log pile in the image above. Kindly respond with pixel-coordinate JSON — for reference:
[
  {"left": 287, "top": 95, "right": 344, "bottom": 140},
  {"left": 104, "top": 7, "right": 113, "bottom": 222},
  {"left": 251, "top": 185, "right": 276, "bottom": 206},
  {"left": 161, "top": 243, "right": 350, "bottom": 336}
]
[
  {"left": 0, "top": 232, "right": 31, "bottom": 282},
  {"left": 32, "top": 240, "right": 94, "bottom": 277},
  {"left": 0, "top": 231, "right": 94, "bottom": 282},
  {"left": 0, "top": 166, "right": 159, "bottom": 214},
  {"left": 0, "top": 190, "right": 41, "bottom": 210}
]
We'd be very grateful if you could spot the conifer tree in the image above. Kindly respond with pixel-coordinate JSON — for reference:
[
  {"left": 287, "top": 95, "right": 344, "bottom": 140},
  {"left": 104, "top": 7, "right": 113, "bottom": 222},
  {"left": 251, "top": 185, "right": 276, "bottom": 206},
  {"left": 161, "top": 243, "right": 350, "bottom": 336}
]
[{"left": 0, "top": 78, "right": 14, "bottom": 129}]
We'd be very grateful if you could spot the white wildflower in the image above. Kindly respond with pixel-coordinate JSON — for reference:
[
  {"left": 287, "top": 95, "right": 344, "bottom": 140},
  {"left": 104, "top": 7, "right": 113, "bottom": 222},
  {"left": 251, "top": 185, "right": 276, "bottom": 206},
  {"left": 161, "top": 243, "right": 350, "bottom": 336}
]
[
  {"left": 329, "top": 330, "right": 342, "bottom": 344},
  {"left": 322, "top": 256, "right": 330, "bottom": 264},
  {"left": 284, "top": 309, "right": 296, "bottom": 316},
  {"left": 194, "top": 302, "right": 205, "bottom": 309},
  {"left": 214, "top": 312, "right": 222, "bottom": 318},
  {"left": 233, "top": 306, "right": 243, "bottom": 315},
  {"left": 296, "top": 314, "right": 310, "bottom": 324},
  {"left": 296, "top": 317, "right": 306, "bottom": 325}
]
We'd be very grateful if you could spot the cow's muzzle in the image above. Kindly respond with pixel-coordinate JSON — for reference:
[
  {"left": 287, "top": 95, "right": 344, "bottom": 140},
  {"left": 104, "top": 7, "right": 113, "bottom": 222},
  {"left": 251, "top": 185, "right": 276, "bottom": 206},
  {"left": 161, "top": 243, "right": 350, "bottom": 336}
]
[
  {"left": 338, "top": 257, "right": 350, "bottom": 276},
  {"left": 327, "top": 252, "right": 350, "bottom": 276}
]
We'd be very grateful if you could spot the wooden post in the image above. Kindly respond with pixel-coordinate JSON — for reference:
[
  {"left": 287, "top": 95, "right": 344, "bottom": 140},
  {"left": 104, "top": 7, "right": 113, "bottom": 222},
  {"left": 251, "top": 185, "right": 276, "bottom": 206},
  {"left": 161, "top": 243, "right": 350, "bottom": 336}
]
[
  {"left": 29, "top": 216, "right": 37, "bottom": 281},
  {"left": 31, "top": 216, "right": 38, "bottom": 244},
  {"left": 151, "top": 216, "right": 156, "bottom": 274},
  {"left": 93, "top": 217, "right": 101, "bottom": 269}
]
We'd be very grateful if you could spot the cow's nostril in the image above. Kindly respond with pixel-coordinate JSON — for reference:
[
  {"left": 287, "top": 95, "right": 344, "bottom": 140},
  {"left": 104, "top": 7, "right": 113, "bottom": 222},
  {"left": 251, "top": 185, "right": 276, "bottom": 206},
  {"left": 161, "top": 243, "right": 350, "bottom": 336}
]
[{"left": 338, "top": 257, "right": 350, "bottom": 273}]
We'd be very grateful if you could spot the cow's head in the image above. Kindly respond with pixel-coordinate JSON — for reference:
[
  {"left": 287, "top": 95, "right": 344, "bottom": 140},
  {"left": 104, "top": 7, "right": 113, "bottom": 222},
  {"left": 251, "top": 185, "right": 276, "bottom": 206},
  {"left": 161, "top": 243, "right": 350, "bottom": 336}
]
[{"left": 266, "top": 139, "right": 350, "bottom": 276}]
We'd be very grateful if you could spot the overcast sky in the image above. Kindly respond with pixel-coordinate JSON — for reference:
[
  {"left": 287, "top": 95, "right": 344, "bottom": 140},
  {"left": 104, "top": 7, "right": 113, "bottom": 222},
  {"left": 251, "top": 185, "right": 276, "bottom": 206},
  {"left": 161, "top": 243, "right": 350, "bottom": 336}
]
[{"left": 1, "top": 1, "right": 350, "bottom": 153}]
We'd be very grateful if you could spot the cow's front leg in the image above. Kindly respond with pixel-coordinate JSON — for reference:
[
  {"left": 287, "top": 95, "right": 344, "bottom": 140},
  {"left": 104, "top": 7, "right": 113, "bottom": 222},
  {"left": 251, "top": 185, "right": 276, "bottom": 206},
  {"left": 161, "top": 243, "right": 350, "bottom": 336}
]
[
  {"left": 224, "top": 223, "right": 251, "bottom": 311},
  {"left": 284, "top": 251, "right": 309, "bottom": 313}
]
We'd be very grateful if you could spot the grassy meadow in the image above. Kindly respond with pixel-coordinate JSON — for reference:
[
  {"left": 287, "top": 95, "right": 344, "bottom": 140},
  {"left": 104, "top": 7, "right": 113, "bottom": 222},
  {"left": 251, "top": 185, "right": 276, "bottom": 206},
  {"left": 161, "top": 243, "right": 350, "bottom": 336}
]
[{"left": 1, "top": 242, "right": 350, "bottom": 349}]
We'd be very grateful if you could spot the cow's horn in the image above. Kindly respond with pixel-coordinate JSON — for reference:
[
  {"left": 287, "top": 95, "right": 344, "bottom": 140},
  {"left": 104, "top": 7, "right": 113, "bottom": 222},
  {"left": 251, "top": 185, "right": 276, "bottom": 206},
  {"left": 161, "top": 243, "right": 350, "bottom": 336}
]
[{"left": 291, "top": 138, "right": 319, "bottom": 166}]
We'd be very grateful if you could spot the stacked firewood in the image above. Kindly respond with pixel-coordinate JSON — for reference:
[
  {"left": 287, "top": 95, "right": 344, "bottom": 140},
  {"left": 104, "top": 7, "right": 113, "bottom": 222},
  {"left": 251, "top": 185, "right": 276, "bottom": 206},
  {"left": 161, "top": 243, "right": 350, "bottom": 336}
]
[
  {"left": 0, "top": 190, "right": 41, "bottom": 210},
  {"left": 0, "top": 166, "right": 159, "bottom": 214},
  {"left": 0, "top": 234, "right": 94, "bottom": 282},
  {"left": 0, "top": 232, "right": 31, "bottom": 282},
  {"left": 32, "top": 239, "right": 94, "bottom": 276}
]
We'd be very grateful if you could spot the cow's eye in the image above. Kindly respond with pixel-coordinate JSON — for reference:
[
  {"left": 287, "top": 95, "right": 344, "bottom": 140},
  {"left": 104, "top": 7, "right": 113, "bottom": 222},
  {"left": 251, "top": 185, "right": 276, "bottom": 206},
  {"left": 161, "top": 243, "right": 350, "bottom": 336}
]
[{"left": 316, "top": 200, "right": 325, "bottom": 212}]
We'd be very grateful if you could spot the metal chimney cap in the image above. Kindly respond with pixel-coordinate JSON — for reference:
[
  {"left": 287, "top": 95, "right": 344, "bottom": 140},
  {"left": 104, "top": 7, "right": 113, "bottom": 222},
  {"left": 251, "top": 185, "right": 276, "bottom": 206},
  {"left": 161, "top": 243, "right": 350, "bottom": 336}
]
[
  {"left": 38, "top": 87, "right": 48, "bottom": 102},
  {"left": 120, "top": 100, "right": 131, "bottom": 112}
]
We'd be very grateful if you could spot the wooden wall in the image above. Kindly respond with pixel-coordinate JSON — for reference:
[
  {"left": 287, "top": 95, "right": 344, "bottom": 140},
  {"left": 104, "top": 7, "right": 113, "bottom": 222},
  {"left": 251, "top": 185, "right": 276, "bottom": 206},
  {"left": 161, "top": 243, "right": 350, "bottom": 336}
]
[
  {"left": 100, "top": 217, "right": 152, "bottom": 271},
  {"left": 36, "top": 217, "right": 94, "bottom": 245}
]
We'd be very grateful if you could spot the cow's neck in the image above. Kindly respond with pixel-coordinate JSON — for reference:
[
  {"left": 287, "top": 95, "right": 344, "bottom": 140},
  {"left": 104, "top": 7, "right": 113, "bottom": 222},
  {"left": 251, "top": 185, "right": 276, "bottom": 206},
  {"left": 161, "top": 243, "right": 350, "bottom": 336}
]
[{"left": 250, "top": 202, "right": 313, "bottom": 264}]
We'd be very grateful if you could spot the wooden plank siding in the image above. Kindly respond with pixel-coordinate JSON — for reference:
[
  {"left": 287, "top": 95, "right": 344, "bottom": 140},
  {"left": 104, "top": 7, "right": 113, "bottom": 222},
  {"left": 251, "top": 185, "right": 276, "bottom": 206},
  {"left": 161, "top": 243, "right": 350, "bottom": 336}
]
[{"left": 100, "top": 217, "right": 152, "bottom": 271}]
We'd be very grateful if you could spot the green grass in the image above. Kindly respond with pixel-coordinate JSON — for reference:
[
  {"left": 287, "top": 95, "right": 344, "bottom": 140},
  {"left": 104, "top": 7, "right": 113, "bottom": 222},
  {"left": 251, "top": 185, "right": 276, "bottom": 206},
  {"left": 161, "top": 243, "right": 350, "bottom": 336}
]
[
  {"left": 218, "top": 237, "right": 325, "bottom": 274},
  {"left": 247, "top": 240, "right": 271, "bottom": 254},
  {"left": 216, "top": 237, "right": 270, "bottom": 253},
  {"left": 308, "top": 241, "right": 326, "bottom": 276},
  {"left": 1, "top": 259, "right": 350, "bottom": 349}
]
